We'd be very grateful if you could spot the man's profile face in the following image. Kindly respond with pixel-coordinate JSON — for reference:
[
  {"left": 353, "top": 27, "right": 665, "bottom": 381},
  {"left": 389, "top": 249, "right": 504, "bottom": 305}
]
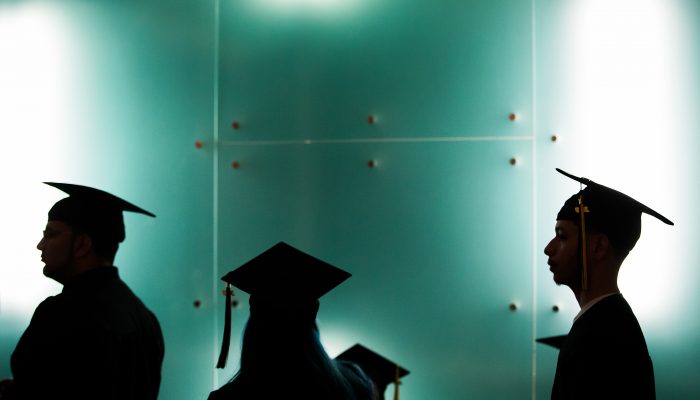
[
  {"left": 37, "top": 220, "right": 76, "bottom": 283},
  {"left": 544, "top": 220, "right": 580, "bottom": 288}
]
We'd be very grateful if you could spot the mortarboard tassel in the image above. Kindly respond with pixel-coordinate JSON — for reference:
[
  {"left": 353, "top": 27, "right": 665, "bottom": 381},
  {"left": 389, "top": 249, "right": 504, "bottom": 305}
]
[
  {"left": 216, "top": 283, "right": 233, "bottom": 369},
  {"left": 394, "top": 364, "right": 401, "bottom": 400},
  {"left": 577, "top": 193, "right": 589, "bottom": 291}
]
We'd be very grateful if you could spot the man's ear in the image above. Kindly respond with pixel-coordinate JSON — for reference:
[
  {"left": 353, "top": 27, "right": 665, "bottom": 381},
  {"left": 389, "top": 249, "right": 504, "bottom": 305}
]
[
  {"left": 588, "top": 233, "right": 610, "bottom": 261},
  {"left": 72, "top": 233, "right": 93, "bottom": 258}
]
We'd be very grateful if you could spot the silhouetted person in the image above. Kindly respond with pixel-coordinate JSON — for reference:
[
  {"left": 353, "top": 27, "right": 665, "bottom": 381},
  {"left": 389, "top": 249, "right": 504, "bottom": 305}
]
[
  {"left": 208, "top": 242, "right": 375, "bottom": 400},
  {"left": 0, "top": 183, "right": 164, "bottom": 400},
  {"left": 336, "top": 344, "right": 409, "bottom": 400},
  {"left": 543, "top": 169, "right": 673, "bottom": 399}
]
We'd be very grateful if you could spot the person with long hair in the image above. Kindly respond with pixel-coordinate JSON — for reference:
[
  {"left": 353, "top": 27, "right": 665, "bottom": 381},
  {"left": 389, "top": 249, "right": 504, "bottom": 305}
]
[{"left": 208, "top": 242, "right": 374, "bottom": 400}]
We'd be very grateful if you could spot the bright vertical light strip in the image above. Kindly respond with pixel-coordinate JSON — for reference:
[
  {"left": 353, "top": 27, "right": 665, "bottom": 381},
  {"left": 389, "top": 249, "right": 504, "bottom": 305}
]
[
  {"left": 569, "top": 0, "right": 682, "bottom": 160},
  {"left": 0, "top": 5, "right": 75, "bottom": 317},
  {"left": 530, "top": 0, "right": 538, "bottom": 397},
  {"left": 212, "top": 0, "right": 222, "bottom": 388},
  {"left": 564, "top": 0, "right": 686, "bottom": 326}
]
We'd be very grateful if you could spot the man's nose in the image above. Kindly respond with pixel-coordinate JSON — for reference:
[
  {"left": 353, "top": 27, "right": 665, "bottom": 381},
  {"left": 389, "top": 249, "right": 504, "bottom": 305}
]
[{"left": 543, "top": 239, "right": 554, "bottom": 256}]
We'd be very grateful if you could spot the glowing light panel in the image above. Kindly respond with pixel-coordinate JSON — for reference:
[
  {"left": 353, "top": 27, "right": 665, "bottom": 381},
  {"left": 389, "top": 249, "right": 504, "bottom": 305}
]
[
  {"left": 0, "top": 4, "right": 78, "bottom": 318},
  {"left": 561, "top": 0, "right": 687, "bottom": 326}
]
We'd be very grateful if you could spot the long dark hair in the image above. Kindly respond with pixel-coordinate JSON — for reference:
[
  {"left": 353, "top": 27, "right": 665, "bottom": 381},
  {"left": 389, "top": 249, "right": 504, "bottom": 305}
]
[{"left": 226, "top": 298, "right": 373, "bottom": 400}]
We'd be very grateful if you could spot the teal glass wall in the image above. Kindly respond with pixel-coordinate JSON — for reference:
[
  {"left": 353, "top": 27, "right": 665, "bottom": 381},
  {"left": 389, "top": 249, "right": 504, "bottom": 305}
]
[
  {"left": 1, "top": 0, "right": 698, "bottom": 399},
  {"left": 218, "top": 0, "right": 532, "bottom": 140}
]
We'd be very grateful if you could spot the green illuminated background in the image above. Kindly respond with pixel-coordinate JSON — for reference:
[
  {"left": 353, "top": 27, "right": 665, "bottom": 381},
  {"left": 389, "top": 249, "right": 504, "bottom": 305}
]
[{"left": 1, "top": 1, "right": 698, "bottom": 399}]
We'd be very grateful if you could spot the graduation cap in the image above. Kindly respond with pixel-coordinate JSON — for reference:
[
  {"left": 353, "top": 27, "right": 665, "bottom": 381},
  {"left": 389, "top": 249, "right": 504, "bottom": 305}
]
[
  {"left": 45, "top": 182, "right": 155, "bottom": 245},
  {"left": 215, "top": 242, "right": 351, "bottom": 369},
  {"left": 336, "top": 344, "right": 409, "bottom": 400},
  {"left": 535, "top": 334, "right": 568, "bottom": 350},
  {"left": 555, "top": 168, "right": 673, "bottom": 289}
]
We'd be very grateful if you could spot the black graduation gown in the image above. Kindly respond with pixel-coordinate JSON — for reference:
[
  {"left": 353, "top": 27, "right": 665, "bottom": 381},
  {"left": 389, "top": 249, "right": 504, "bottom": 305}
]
[
  {"left": 552, "top": 294, "right": 655, "bottom": 399},
  {"left": 10, "top": 267, "right": 164, "bottom": 400},
  {"left": 207, "top": 360, "right": 375, "bottom": 400},
  {"left": 207, "top": 377, "right": 343, "bottom": 400}
]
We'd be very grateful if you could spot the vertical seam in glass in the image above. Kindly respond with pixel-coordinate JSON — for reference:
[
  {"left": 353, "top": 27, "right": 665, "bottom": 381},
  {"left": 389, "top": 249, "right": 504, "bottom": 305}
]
[
  {"left": 212, "top": 0, "right": 221, "bottom": 390},
  {"left": 530, "top": 0, "right": 539, "bottom": 398}
]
